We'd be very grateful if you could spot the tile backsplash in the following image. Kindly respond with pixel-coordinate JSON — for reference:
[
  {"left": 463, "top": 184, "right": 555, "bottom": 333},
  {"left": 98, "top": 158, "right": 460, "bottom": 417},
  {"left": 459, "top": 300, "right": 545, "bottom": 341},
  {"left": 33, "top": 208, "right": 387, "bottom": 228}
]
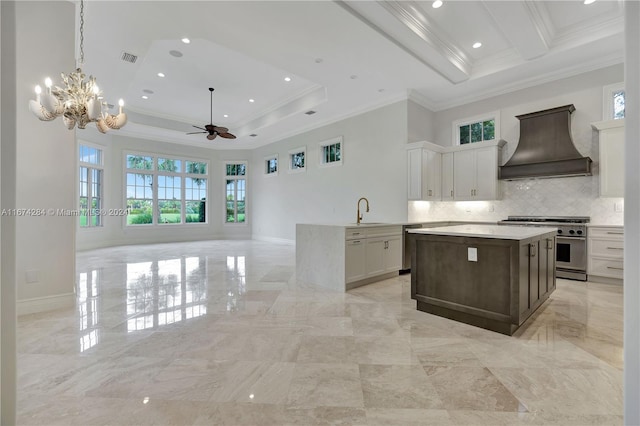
[{"left": 408, "top": 175, "right": 624, "bottom": 225}]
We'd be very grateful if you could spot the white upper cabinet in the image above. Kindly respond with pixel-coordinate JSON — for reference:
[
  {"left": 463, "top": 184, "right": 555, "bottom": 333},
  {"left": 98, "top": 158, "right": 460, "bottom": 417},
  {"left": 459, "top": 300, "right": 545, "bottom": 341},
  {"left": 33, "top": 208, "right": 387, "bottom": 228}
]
[
  {"left": 441, "top": 152, "right": 454, "bottom": 201},
  {"left": 591, "top": 119, "right": 624, "bottom": 198},
  {"left": 453, "top": 142, "right": 504, "bottom": 201},
  {"left": 407, "top": 142, "right": 443, "bottom": 201},
  {"left": 407, "top": 140, "right": 504, "bottom": 202}
]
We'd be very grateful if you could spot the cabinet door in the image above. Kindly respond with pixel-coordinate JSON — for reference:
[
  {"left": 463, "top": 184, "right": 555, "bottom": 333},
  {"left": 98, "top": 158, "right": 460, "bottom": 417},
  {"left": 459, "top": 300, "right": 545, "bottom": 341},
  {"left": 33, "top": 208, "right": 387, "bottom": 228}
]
[
  {"left": 441, "top": 152, "right": 454, "bottom": 201},
  {"left": 539, "top": 237, "right": 555, "bottom": 295},
  {"left": 346, "top": 239, "right": 366, "bottom": 283},
  {"left": 528, "top": 242, "right": 540, "bottom": 307},
  {"left": 453, "top": 150, "right": 475, "bottom": 200},
  {"left": 423, "top": 150, "right": 442, "bottom": 200},
  {"left": 407, "top": 149, "right": 423, "bottom": 200},
  {"left": 365, "top": 238, "right": 385, "bottom": 277},
  {"left": 474, "top": 146, "right": 499, "bottom": 200},
  {"left": 600, "top": 126, "right": 624, "bottom": 197},
  {"left": 384, "top": 236, "right": 402, "bottom": 272}
]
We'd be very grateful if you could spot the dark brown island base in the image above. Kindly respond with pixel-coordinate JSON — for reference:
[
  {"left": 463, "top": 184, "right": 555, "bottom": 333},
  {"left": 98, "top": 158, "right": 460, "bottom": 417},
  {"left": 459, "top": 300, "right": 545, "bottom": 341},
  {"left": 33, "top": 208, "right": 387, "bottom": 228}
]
[{"left": 409, "top": 225, "right": 557, "bottom": 336}]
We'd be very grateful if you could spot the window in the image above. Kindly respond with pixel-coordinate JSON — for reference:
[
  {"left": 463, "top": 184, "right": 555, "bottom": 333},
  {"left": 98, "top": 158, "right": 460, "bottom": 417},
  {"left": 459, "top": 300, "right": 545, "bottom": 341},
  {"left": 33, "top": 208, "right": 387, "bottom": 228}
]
[
  {"left": 225, "top": 163, "right": 246, "bottom": 224},
  {"left": 125, "top": 153, "right": 208, "bottom": 226},
  {"left": 319, "top": 136, "right": 343, "bottom": 166},
  {"left": 265, "top": 155, "right": 278, "bottom": 175},
  {"left": 603, "top": 83, "right": 625, "bottom": 120},
  {"left": 453, "top": 112, "right": 500, "bottom": 145},
  {"left": 79, "top": 144, "right": 103, "bottom": 228},
  {"left": 288, "top": 147, "right": 306, "bottom": 173}
]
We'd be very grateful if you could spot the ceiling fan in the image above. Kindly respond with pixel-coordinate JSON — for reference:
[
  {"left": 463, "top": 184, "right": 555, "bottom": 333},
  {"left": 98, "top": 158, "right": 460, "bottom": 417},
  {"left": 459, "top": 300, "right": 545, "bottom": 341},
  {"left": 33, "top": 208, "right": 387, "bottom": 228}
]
[{"left": 187, "top": 87, "right": 236, "bottom": 140}]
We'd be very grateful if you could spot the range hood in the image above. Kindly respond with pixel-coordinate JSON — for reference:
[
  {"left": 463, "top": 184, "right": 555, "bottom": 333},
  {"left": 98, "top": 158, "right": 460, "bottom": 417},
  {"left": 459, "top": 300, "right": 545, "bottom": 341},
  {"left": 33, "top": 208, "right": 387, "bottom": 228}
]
[{"left": 499, "top": 104, "right": 592, "bottom": 180}]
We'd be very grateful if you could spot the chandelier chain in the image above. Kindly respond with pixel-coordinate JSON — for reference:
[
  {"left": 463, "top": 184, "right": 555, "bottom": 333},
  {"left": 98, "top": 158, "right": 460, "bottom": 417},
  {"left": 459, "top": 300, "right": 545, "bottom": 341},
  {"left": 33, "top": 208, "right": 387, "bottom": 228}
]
[{"left": 79, "top": 0, "right": 85, "bottom": 64}]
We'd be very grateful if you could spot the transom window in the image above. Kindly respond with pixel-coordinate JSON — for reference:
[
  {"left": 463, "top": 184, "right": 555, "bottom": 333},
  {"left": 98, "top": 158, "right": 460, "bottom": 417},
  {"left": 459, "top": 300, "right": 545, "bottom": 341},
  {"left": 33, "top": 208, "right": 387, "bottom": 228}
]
[
  {"left": 289, "top": 147, "right": 306, "bottom": 173},
  {"left": 125, "top": 153, "right": 208, "bottom": 226},
  {"left": 603, "top": 83, "right": 625, "bottom": 120},
  {"left": 79, "top": 144, "right": 103, "bottom": 228},
  {"left": 225, "top": 162, "right": 247, "bottom": 224},
  {"left": 453, "top": 111, "right": 499, "bottom": 145},
  {"left": 319, "top": 136, "right": 343, "bottom": 166},
  {"left": 265, "top": 155, "right": 278, "bottom": 175}
]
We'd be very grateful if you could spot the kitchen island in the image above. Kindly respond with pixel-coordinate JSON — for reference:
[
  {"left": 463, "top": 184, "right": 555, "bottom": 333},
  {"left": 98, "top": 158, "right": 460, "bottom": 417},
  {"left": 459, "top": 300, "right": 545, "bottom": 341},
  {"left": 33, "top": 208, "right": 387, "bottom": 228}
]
[{"left": 408, "top": 224, "right": 557, "bottom": 335}]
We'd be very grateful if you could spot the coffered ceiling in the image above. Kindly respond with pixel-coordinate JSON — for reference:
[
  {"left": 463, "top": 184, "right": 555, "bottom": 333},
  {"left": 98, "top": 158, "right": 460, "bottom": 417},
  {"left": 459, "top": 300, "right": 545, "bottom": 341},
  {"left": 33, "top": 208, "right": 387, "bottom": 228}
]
[{"left": 76, "top": 1, "right": 624, "bottom": 149}]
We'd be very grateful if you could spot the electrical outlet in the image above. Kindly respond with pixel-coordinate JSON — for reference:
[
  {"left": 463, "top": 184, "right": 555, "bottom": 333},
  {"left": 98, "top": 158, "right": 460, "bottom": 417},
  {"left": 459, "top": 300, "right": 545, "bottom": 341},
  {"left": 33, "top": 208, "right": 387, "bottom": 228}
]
[
  {"left": 488, "top": 204, "right": 495, "bottom": 212},
  {"left": 468, "top": 247, "right": 478, "bottom": 262},
  {"left": 26, "top": 269, "right": 39, "bottom": 283},
  {"left": 614, "top": 201, "right": 624, "bottom": 212}
]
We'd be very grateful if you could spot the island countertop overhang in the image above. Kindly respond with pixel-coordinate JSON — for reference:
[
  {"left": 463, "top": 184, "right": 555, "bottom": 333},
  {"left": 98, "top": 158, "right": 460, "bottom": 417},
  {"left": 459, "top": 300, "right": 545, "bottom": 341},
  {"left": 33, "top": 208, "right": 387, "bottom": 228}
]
[{"left": 408, "top": 224, "right": 557, "bottom": 240}]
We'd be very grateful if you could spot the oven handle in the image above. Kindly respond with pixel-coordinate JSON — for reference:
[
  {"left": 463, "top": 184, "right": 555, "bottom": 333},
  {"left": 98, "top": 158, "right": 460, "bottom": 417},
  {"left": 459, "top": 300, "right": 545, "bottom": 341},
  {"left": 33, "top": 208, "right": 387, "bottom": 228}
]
[{"left": 557, "top": 236, "right": 586, "bottom": 242}]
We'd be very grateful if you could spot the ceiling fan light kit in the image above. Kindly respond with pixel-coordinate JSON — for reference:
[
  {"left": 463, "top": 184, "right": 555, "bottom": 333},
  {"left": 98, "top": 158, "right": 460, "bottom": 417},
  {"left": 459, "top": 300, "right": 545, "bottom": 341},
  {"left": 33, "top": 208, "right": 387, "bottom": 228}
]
[{"left": 187, "top": 87, "right": 236, "bottom": 141}]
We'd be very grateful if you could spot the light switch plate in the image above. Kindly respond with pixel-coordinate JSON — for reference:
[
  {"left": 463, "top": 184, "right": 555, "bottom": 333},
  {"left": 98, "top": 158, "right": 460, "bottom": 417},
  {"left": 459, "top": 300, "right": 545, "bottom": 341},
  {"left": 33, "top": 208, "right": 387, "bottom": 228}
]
[{"left": 468, "top": 247, "right": 478, "bottom": 262}]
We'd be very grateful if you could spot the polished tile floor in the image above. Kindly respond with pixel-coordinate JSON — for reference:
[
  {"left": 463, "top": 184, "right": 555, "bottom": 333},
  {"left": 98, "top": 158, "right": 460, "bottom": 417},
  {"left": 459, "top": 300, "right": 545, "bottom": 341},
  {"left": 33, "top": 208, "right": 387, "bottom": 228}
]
[{"left": 17, "top": 240, "right": 623, "bottom": 425}]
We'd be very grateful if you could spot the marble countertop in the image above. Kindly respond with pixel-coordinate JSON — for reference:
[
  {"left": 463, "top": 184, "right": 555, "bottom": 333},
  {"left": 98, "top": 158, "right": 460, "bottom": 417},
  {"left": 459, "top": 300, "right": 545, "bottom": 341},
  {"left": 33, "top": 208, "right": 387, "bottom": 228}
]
[
  {"left": 298, "top": 221, "right": 497, "bottom": 228},
  {"left": 408, "top": 224, "right": 558, "bottom": 240}
]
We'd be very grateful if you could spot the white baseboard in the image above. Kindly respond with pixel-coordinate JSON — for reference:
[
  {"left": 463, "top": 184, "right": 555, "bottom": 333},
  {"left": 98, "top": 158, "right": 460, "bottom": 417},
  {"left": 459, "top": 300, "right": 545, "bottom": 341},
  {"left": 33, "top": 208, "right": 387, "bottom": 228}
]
[
  {"left": 252, "top": 235, "right": 295, "bottom": 245},
  {"left": 17, "top": 292, "right": 75, "bottom": 316}
]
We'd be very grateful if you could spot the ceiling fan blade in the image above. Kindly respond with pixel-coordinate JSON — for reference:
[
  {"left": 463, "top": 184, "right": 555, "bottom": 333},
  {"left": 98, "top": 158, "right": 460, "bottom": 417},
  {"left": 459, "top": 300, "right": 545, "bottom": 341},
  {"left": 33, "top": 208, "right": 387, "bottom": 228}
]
[
  {"left": 213, "top": 126, "right": 229, "bottom": 133},
  {"left": 207, "top": 133, "right": 217, "bottom": 140},
  {"left": 218, "top": 132, "right": 236, "bottom": 139},
  {"left": 186, "top": 131, "right": 207, "bottom": 135},
  {"left": 192, "top": 125, "right": 206, "bottom": 131}
]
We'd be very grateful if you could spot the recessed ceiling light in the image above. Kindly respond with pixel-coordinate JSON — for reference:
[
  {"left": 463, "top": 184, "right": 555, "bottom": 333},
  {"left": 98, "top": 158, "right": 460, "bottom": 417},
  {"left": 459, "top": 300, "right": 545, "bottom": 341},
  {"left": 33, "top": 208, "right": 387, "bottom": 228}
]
[
  {"left": 142, "top": 89, "right": 154, "bottom": 94},
  {"left": 584, "top": 0, "right": 596, "bottom": 4},
  {"left": 432, "top": 0, "right": 443, "bottom": 8},
  {"left": 350, "top": 75, "right": 358, "bottom": 79},
  {"left": 472, "top": 42, "right": 482, "bottom": 49},
  {"left": 284, "top": 76, "right": 291, "bottom": 82},
  {"left": 315, "top": 58, "right": 323, "bottom": 63},
  {"left": 223, "top": 114, "right": 229, "bottom": 118},
  {"left": 181, "top": 37, "right": 191, "bottom": 44},
  {"left": 169, "top": 50, "right": 183, "bottom": 58},
  {"left": 157, "top": 72, "right": 165, "bottom": 77},
  {"left": 141, "top": 95, "right": 148, "bottom": 99},
  {"left": 249, "top": 99, "right": 255, "bottom": 103},
  {"left": 378, "top": 88, "right": 385, "bottom": 93},
  {"left": 250, "top": 134, "right": 258, "bottom": 137}
]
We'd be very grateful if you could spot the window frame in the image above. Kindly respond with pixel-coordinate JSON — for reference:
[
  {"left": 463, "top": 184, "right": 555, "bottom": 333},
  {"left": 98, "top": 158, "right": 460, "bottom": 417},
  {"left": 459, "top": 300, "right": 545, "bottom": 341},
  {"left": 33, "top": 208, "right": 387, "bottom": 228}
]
[
  {"left": 288, "top": 146, "right": 306, "bottom": 174},
  {"left": 224, "top": 161, "right": 248, "bottom": 225},
  {"left": 123, "top": 151, "right": 209, "bottom": 227},
  {"left": 78, "top": 142, "right": 104, "bottom": 229},
  {"left": 318, "top": 136, "right": 343, "bottom": 168},
  {"left": 603, "top": 82, "right": 625, "bottom": 120},
  {"left": 452, "top": 111, "right": 500, "bottom": 146},
  {"left": 264, "top": 154, "right": 279, "bottom": 176}
]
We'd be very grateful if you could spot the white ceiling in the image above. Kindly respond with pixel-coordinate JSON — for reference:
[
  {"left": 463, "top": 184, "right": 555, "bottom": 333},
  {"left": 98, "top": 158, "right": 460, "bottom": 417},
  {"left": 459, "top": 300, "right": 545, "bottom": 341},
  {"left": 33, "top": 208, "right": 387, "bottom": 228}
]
[{"left": 77, "top": 0, "right": 624, "bottom": 149}]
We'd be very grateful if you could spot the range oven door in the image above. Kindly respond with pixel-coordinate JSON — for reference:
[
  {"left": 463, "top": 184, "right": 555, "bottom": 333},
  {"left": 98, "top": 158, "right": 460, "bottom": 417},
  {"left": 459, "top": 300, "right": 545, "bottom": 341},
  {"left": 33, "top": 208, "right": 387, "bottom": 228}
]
[{"left": 556, "top": 236, "right": 587, "bottom": 271}]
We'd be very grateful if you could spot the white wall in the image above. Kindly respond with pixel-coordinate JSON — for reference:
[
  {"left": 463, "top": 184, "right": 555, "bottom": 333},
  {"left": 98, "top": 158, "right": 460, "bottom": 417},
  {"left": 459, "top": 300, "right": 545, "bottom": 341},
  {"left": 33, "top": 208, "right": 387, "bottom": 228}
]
[
  {"left": 624, "top": 2, "right": 640, "bottom": 423},
  {"left": 15, "top": 1, "right": 77, "bottom": 315},
  {"left": 409, "top": 65, "right": 625, "bottom": 226},
  {"left": 251, "top": 100, "right": 410, "bottom": 242},
  {"left": 76, "top": 133, "right": 252, "bottom": 250},
  {"left": 408, "top": 100, "right": 435, "bottom": 143},
  {"left": 1, "top": 2, "right": 18, "bottom": 422}
]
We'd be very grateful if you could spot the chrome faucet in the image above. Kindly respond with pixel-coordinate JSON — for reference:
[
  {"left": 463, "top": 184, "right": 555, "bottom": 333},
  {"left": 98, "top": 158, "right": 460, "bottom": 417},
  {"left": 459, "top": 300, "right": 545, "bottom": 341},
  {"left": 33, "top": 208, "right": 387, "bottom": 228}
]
[{"left": 356, "top": 197, "right": 369, "bottom": 225}]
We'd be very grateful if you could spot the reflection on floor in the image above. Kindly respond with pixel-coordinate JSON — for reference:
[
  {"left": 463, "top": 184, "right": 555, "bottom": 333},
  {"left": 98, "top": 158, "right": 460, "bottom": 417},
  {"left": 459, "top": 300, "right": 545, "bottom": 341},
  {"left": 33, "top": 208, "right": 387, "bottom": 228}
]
[{"left": 17, "top": 240, "right": 623, "bottom": 425}]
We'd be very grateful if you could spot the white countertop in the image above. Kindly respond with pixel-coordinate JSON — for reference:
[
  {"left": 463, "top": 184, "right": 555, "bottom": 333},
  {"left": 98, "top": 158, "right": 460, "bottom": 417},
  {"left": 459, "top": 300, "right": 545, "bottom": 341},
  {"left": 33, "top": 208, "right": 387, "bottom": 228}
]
[{"left": 408, "top": 224, "right": 558, "bottom": 240}]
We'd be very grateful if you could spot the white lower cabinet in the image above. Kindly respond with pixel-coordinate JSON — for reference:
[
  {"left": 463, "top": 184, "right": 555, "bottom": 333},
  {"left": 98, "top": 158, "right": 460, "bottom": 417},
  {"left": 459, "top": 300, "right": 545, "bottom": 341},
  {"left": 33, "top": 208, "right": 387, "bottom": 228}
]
[
  {"left": 345, "top": 239, "right": 366, "bottom": 283},
  {"left": 345, "top": 226, "right": 402, "bottom": 284},
  {"left": 588, "top": 226, "right": 624, "bottom": 283}
]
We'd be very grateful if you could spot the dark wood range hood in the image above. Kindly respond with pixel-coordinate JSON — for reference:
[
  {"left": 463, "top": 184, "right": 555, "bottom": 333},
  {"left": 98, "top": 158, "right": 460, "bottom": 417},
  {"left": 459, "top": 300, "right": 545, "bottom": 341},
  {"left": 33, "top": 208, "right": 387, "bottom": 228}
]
[{"left": 499, "top": 104, "right": 592, "bottom": 180}]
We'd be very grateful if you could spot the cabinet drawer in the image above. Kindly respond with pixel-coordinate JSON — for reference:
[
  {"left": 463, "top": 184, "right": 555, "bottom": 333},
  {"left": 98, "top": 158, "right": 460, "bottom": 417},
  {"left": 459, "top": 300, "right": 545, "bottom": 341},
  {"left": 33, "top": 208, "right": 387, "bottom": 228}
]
[
  {"left": 589, "top": 257, "right": 624, "bottom": 279},
  {"left": 345, "top": 228, "right": 366, "bottom": 240},
  {"left": 590, "top": 239, "right": 624, "bottom": 258},
  {"left": 589, "top": 227, "right": 624, "bottom": 239},
  {"left": 366, "top": 226, "right": 402, "bottom": 238}
]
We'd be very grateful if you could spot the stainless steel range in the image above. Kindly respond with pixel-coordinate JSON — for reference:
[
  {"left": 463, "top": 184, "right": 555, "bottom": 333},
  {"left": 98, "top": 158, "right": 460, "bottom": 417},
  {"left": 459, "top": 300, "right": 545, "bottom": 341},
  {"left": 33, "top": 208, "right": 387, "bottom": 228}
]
[{"left": 499, "top": 216, "right": 590, "bottom": 281}]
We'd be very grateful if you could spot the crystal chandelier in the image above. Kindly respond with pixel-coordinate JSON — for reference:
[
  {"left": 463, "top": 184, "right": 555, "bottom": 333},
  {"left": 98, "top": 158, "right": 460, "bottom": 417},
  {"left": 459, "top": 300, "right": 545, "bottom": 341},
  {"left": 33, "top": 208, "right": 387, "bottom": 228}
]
[{"left": 28, "top": 0, "right": 126, "bottom": 133}]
